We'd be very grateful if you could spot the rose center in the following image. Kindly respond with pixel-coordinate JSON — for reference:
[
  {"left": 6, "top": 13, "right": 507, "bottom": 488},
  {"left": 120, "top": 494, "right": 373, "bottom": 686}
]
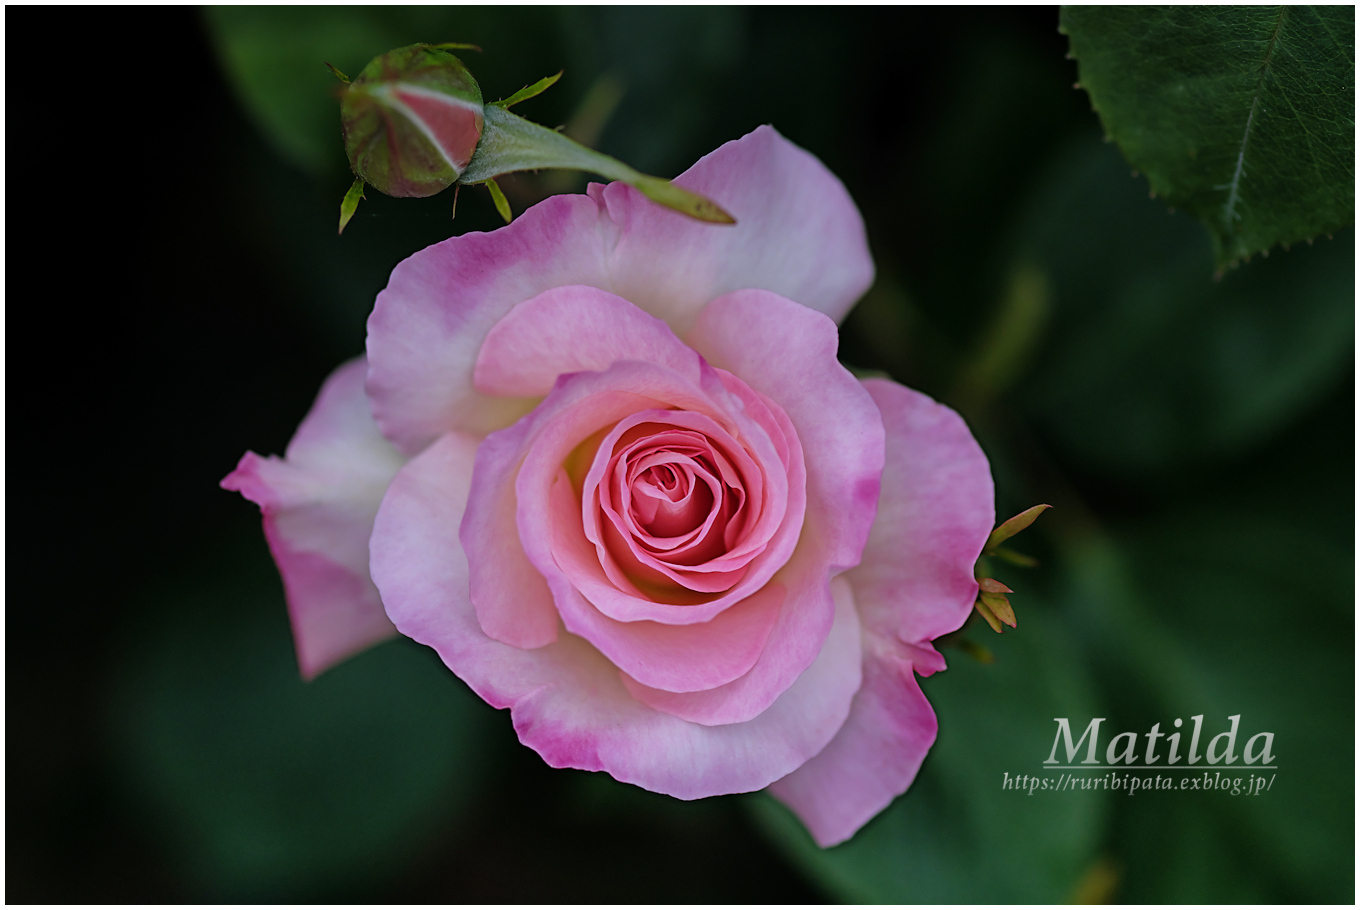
[
  {"left": 630, "top": 458, "right": 716, "bottom": 538},
  {"left": 588, "top": 414, "right": 765, "bottom": 599}
]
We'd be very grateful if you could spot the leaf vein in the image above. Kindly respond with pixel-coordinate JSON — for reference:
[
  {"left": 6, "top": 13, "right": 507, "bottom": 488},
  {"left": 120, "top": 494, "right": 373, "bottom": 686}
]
[
  {"left": 1312, "top": 8, "right": 1354, "bottom": 68},
  {"left": 1222, "top": 6, "right": 1289, "bottom": 229}
]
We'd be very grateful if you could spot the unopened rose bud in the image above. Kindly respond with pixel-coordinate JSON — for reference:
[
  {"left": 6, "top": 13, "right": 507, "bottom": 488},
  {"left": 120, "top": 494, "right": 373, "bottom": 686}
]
[
  {"left": 340, "top": 44, "right": 485, "bottom": 198},
  {"left": 334, "top": 42, "right": 734, "bottom": 233}
]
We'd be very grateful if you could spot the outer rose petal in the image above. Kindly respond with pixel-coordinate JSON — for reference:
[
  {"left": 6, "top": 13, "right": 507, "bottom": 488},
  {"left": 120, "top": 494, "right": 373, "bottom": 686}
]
[
  {"left": 587, "top": 124, "right": 875, "bottom": 332},
  {"left": 220, "top": 357, "right": 405, "bottom": 679},
  {"left": 768, "top": 378, "right": 993, "bottom": 846},
  {"left": 371, "top": 433, "right": 863, "bottom": 798},
  {"left": 367, "top": 195, "right": 609, "bottom": 453},
  {"left": 848, "top": 379, "right": 994, "bottom": 644},
  {"left": 366, "top": 125, "right": 873, "bottom": 454},
  {"left": 768, "top": 635, "right": 936, "bottom": 847}
]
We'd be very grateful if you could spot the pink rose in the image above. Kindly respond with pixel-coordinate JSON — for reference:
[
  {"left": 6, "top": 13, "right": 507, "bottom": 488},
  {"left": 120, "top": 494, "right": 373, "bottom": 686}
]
[{"left": 223, "top": 126, "right": 994, "bottom": 846}]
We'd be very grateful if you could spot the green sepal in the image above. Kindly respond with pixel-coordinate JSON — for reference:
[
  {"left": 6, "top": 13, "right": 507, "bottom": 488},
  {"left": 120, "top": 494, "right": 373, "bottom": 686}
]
[
  {"left": 492, "top": 71, "right": 563, "bottom": 109},
  {"left": 461, "top": 104, "right": 735, "bottom": 224},
  {"left": 992, "top": 546, "right": 1039, "bottom": 568},
  {"left": 425, "top": 42, "right": 482, "bottom": 53},
  {"left": 974, "top": 598, "right": 1004, "bottom": 634},
  {"left": 983, "top": 504, "right": 1051, "bottom": 553},
  {"left": 325, "top": 62, "right": 350, "bottom": 84},
  {"left": 338, "top": 178, "right": 365, "bottom": 235},
  {"left": 630, "top": 174, "right": 737, "bottom": 224},
  {"left": 980, "top": 591, "right": 1017, "bottom": 628},
  {"left": 484, "top": 178, "right": 512, "bottom": 223}
]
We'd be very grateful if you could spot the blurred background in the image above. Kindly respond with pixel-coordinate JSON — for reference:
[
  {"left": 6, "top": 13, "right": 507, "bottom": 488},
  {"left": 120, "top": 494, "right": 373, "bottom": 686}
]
[{"left": 8, "top": 6, "right": 1352, "bottom": 902}]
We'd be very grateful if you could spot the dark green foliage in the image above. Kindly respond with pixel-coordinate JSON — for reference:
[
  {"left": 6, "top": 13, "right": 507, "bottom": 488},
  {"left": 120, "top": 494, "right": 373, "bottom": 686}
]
[
  {"left": 1018, "top": 139, "right": 1353, "bottom": 475},
  {"left": 1061, "top": 6, "right": 1355, "bottom": 268}
]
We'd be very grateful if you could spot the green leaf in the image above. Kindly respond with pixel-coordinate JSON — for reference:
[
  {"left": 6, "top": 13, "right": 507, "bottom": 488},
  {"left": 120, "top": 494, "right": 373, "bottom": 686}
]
[
  {"left": 337, "top": 177, "right": 364, "bottom": 235},
  {"left": 483, "top": 177, "right": 512, "bottom": 223},
  {"left": 492, "top": 70, "right": 563, "bottom": 108},
  {"left": 1060, "top": 6, "right": 1355, "bottom": 268},
  {"left": 1016, "top": 139, "right": 1353, "bottom": 475},
  {"left": 109, "top": 538, "right": 498, "bottom": 900},
  {"left": 751, "top": 607, "right": 1108, "bottom": 902}
]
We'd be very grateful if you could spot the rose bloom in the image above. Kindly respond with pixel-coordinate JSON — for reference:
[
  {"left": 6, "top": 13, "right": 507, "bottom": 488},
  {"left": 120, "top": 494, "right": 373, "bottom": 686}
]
[{"left": 223, "top": 126, "right": 994, "bottom": 846}]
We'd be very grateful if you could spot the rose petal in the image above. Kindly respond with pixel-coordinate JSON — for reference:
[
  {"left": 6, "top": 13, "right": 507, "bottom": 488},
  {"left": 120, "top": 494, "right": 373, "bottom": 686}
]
[
  {"left": 220, "top": 357, "right": 404, "bottom": 679},
  {"left": 622, "top": 446, "right": 719, "bottom": 543},
  {"left": 589, "top": 124, "right": 875, "bottom": 333},
  {"left": 460, "top": 358, "right": 783, "bottom": 688},
  {"left": 548, "top": 470, "right": 782, "bottom": 693},
  {"left": 366, "top": 126, "right": 873, "bottom": 454},
  {"left": 372, "top": 448, "right": 862, "bottom": 798},
  {"left": 366, "top": 195, "right": 609, "bottom": 453},
  {"left": 766, "top": 379, "right": 994, "bottom": 846},
  {"left": 474, "top": 285, "right": 696, "bottom": 398},
  {"left": 848, "top": 379, "right": 994, "bottom": 645},
  {"left": 621, "top": 559, "right": 849, "bottom": 726},
  {"left": 688, "top": 289, "right": 885, "bottom": 572},
  {"left": 584, "top": 409, "right": 779, "bottom": 598},
  {"left": 511, "top": 577, "right": 860, "bottom": 799},
  {"left": 497, "top": 359, "right": 801, "bottom": 629},
  {"left": 459, "top": 416, "right": 561, "bottom": 651},
  {"left": 768, "top": 634, "right": 937, "bottom": 847},
  {"left": 370, "top": 430, "right": 486, "bottom": 647}
]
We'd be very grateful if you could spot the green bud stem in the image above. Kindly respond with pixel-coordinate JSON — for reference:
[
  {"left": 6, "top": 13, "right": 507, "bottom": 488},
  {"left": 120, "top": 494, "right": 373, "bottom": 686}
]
[{"left": 462, "top": 104, "right": 735, "bottom": 224}]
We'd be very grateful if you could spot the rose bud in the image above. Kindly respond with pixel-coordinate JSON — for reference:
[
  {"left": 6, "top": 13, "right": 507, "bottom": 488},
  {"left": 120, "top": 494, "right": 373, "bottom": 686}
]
[
  {"left": 339, "top": 43, "right": 485, "bottom": 198},
  {"left": 333, "top": 43, "right": 733, "bottom": 233}
]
